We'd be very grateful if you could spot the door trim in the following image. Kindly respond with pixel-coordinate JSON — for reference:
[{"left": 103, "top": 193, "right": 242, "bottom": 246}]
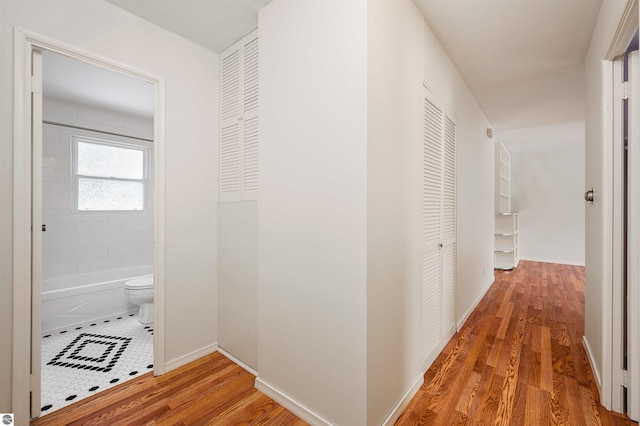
[
  {"left": 12, "top": 27, "right": 167, "bottom": 422},
  {"left": 600, "top": 0, "right": 638, "bottom": 412}
]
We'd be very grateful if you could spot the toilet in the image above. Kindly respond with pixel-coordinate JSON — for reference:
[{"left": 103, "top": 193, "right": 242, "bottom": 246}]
[{"left": 125, "top": 275, "right": 154, "bottom": 324}]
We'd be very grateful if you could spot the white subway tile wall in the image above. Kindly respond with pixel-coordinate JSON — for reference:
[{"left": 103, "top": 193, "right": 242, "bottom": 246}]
[{"left": 42, "top": 98, "right": 154, "bottom": 282}]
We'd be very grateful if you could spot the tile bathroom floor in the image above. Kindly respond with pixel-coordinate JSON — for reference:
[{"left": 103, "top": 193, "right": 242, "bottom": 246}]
[{"left": 40, "top": 312, "right": 154, "bottom": 415}]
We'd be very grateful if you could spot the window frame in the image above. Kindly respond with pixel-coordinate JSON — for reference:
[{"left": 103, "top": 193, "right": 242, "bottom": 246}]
[{"left": 71, "top": 135, "right": 152, "bottom": 214}]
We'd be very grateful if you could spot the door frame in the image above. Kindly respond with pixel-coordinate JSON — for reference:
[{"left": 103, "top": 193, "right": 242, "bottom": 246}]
[
  {"left": 600, "top": 0, "right": 639, "bottom": 413},
  {"left": 12, "top": 27, "right": 167, "bottom": 421},
  {"left": 627, "top": 49, "right": 640, "bottom": 421}
]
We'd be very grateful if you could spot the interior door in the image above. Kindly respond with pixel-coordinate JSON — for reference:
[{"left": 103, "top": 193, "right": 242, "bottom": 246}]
[
  {"left": 421, "top": 90, "right": 457, "bottom": 368},
  {"left": 627, "top": 49, "right": 639, "bottom": 422},
  {"left": 31, "top": 47, "right": 43, "bottom": 419},
  {"left": 422, "top": 95, "right": 443, "bottom": 365}
]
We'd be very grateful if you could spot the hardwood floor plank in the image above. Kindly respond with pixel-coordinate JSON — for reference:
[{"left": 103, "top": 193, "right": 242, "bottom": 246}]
[
  {"left": 495, "top": 302, "right": 514, "bottom": 340},
  {"left": 524, "top": 385, "right": 551, "bottom": 425},
  {"left": 454, "top": 371, "right": 482, "bottom": 415},
  {"left": 540, "top": 326, "right": 554, "bottom": 394}
]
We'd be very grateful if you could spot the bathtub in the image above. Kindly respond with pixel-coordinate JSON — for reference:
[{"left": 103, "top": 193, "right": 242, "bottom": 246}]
[{"left": 41, "top": 266, "right": 153, "bottom": 332}]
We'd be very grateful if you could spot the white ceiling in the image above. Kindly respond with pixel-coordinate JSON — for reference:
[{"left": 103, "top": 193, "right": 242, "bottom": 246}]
[
  {"left": 43, "top": 0, "right": 271, "bottom": 117},
  {"left": 43, "top": 50, "right": 155, "bottom": 119},
  {"left": 106, "top": 0, "right": 273, "bottom": 53},
  {"left": 47, "top": 0, "right": 603, "bottom": 139},
  {"left": 414, "top": 0, "right": 602, "bottom": 133}
]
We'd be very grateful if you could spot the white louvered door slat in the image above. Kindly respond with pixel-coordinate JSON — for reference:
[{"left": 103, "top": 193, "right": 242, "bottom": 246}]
[
  {"left": 242, "top": 34, "right": 259, "bottom": 200},
  {"left": 220, "top": 44, "right": 242, "bottom": 201},
  {"left": 422, "top": 97, "right": 443, "bottom": 363},
  {"left": 441, "top": 116, "right": 456, "bottom": 336}
]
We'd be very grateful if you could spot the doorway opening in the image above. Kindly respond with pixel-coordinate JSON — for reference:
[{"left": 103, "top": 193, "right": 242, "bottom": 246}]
[
  {"left": 38, "top": 49, "right": 156, "bottom": 416},
  {"left": 12, "top": 29, "right": 166, "bottom": 422}
]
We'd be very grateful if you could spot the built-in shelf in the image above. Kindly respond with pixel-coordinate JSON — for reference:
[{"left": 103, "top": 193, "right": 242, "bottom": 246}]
[
  {"left": 495, "top": 213, "right": 519, "bottom": 270},
  {"left": 495, "top": 143, "right": 511, "bottom": 214}
]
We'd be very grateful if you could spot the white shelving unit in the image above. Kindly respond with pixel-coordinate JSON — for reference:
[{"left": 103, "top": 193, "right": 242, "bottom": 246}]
[
  {"left": 495, "top": 213, "right": 519, "bottom": 270},
  {"left": 495, "top": 142, "right": 511, "bottom": 213}
]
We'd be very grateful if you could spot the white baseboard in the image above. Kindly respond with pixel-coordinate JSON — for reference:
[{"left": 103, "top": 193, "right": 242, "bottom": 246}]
[
  {"left": 582, "top": 336, "right": 601, "bottom": 394},
  {"left": 457, "top": 274, "right": 494, "bottom": 330},
  {"left": 255, "top": 377, "right": 335, "bottom": 426},
  {"left": 218, "top": 346, "right": 258, "bottom": 376},
  {"left": 519, "top": 256, "right": 585, "bottom": 267},
  {"left": 165, "top": 342, "right": 218, "bottom": 372},
  {"left": 381, "top": 373, "right": 424, "bottom": 426}
]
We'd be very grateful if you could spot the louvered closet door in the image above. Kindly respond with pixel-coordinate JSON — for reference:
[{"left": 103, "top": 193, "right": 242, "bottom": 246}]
[
  {"left": 242, "top": 34, "right": 259, "bottom": 200},
  {"left": 220, "top": 44, "right": 242, "bottom": 201},
  {"left": 422, "top": 97, "right": 444, "bottom": 362},
  {"left": 441, "top": 116, "right": 456, "bottom": 337},
  {"left": 422, "top": 90, "right": 457, "bottom": 368}
]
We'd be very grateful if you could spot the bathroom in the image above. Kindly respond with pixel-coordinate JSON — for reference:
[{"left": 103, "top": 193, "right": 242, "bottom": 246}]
[{"left": 39, "top": 50, "right": 156, "bottom": 414}]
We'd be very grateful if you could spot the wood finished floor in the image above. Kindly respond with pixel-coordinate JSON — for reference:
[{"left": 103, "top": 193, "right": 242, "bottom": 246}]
[
  {"left": 396, "top": 261, "right": 636, "bottom": 425},
  {"left": 32, "top": 261, "right": 636, "bottom": 425},
  {"left": 30, "top": 352, "right": 306, "bottom": 426}
]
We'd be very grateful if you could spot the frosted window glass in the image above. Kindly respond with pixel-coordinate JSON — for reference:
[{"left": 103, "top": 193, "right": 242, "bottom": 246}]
[
  {"left": 77, "top": 141, "right": 143, "bottom": 179},
  {"left": 78, "top": 178, "right": 144, "bottom": 211}
]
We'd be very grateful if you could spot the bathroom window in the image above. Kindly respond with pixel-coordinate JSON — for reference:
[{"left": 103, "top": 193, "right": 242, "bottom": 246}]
[{"left": 72, "top": 136, "right": 151, "bottom": 212}]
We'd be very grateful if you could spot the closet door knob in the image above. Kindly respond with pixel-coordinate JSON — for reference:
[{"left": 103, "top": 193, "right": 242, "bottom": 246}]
[{"left": 584, "top": 189, "right": 594, "bottom": 203}]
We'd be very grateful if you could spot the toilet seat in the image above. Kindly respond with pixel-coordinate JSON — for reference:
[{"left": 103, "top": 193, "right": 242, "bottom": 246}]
[{"left": 125, "top": 276, "right": 154, "bottom": 290}]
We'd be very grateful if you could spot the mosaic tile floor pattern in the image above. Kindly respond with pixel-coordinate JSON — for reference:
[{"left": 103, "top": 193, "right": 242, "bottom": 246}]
[{"left": 40, "top": 312, "right": 153, "bottom": 415}]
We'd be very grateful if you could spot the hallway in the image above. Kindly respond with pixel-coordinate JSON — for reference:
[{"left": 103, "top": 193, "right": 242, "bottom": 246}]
[
  {"left": 30, "top": 261, "right": 637, "bottom": 425},
  {"left": 397, "top": 261, "right": 635, "bottom": 425}
]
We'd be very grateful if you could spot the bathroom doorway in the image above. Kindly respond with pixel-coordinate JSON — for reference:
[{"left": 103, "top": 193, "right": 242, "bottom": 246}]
[
  {"left": 37, "top": 49, "right": 156, "bottom": 416},
  {"left": 12, "top": 30, "right": 166, "bottom": 422}
]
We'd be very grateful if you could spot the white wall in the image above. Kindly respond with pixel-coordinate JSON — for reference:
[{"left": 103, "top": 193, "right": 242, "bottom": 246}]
[
  {"left": 422, "top": 11, "right": 496, "bottom": 328},
  {"left": 217, "top": 202, "right": 258, "bottom": 370},
  {"left": 0, "top": 0, "right": 218, "bottom": 416},
  {"left": 510, "top": 140, "right": 585, "bottom": 266},
  {"left": 42, "top": 98, "right": 154, "bottom": 286},
  {"left": 583, "top": 0, "right": 629, "bottom": 404},
  {"left": 504, "top": 122, "right": 586, "bottom": 266},
  {"left": 258, "top": 1, "right": 368, "bottom": 424},
  {"left": 366, "top": 1, "right": 424, "bottom": 424}
]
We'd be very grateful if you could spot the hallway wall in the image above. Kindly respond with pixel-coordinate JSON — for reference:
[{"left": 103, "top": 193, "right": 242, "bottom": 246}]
[
  {"left": 217, "top": 202, "right": 258, "bottom": 370},
  {"left": 258, "top": 1, "right": 369, "bottom": 424},
  {"left": 506, "top": 122, "right": 586, "bottom": 266},
  {"left": 366, "top": 1, "right": 424, "bottom": 423}
]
